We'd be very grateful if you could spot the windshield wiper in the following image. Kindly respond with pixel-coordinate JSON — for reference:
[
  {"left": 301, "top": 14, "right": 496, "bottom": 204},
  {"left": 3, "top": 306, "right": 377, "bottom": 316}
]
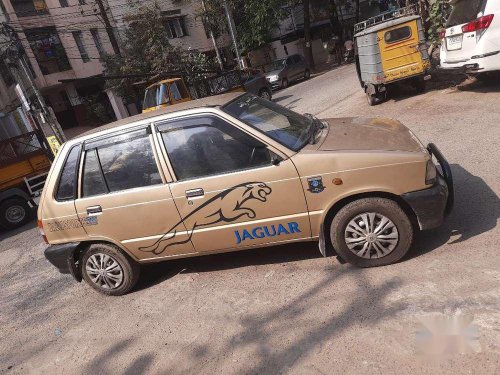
[{"left": 304, "top": 113, "right": 325, "bottom": 144}]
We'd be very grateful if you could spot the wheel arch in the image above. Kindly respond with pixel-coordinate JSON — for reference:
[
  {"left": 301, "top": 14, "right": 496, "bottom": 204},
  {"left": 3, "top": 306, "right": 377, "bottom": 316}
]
[
  {"left": 71, "top": 240, "right": 140, "bottom": 281},
  {"left": 321, "top": 191, "right": 419, "bottom": 250}
]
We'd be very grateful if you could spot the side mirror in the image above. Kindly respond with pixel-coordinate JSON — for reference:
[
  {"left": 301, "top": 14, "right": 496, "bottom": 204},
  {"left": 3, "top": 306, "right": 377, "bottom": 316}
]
[{"left": 271, "top": 157, "right": 281, "bottom": 166}]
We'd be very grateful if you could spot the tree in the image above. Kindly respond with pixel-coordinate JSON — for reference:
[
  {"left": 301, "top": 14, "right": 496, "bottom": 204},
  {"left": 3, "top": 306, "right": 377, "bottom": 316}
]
[{"left": 102, "top": 2, "right": 216, "bottom": 102}]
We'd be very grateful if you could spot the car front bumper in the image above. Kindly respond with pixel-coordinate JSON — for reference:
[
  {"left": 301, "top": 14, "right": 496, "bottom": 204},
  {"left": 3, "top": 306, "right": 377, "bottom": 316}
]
[
  {"left": 402, "top": 143, "right": 454, "bottom": 230},
  {"left": 44, "top": 242, "right": 82, "bottom": 281}
]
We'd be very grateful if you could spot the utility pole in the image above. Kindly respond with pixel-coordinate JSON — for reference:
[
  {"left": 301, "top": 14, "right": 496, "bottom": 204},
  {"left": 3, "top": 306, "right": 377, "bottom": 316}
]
[
  {"left": 303, "top": 0, "right": 314, "bottom": 70},
  {"left": 0, "top": 23, "right": 66, "bottom": 154},
  {"left": 95, "top": 0, "right": 121, "bottom": 56},
  {"left": 202, "top": 0, "right": 224, "bottom": 70},
  {"left": 223, "top": 0, "right": 242, "bottom": 69}
]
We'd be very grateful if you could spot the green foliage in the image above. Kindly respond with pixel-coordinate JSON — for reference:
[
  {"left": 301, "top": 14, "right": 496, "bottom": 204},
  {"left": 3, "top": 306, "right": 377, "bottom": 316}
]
[
  {"left": 202, "top": 0, "right": 292, "bottom": 53},
  {"left": 102, "top": 2, "right": 216, "bottom": 102},
  {"left": 426, "top": 0, "right": 451, "bottom": 43}
]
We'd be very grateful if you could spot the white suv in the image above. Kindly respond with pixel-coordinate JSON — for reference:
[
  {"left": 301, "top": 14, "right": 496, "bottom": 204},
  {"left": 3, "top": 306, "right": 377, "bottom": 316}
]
[{"left": 440, "top": 0, "right": 500, "bottom": 76}]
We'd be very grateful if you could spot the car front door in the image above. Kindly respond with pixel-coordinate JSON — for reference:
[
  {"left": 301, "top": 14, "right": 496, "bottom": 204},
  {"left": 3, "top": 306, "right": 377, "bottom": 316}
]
[
  {"left": 74, "top": 126, "right": 196, "bottom": 261},
  {"left": 154, "top": 113, "right": 311, "bottom": 255}
]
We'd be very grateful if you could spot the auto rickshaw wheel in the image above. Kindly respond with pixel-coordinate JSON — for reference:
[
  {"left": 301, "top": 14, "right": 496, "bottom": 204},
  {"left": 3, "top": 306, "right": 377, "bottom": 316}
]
[
  {"left": 413, "top": 77, "right": 426, "bottom": 93},
  {"left": 366, "top": 91, "right": 384, "bottom": 106}
]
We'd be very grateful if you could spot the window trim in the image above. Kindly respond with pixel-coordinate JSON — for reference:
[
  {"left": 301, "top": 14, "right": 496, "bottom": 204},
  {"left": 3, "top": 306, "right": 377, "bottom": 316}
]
[
  {"left": 384, "top": 26, "right": 412, "bottom": 45},
  {"left": 54, "top": 144, "right": 82, "bottom": 202},
  {"left": 155, "top": 113, "right": 278, "bottom": 183}
]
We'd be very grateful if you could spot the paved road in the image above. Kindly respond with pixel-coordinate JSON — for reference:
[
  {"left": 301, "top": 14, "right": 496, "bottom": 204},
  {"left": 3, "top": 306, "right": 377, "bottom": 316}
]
[{"left": 1, "top": 66, "right": 499, "bottom": 374}]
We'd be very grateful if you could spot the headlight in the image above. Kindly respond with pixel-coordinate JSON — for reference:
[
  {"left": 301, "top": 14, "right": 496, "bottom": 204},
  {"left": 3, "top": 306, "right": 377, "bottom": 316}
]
[
  {"left": 267, "top": 75, "right": 279, "bottom": 82},
  {"left": 425, "top": 159, "right": 437, "bottom": 185}
]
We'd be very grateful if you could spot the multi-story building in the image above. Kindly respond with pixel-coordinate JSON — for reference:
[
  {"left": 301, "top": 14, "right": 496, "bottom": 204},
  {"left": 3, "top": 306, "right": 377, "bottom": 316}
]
[{"left": 0, "top": 0, "right": 231, "bottom": 135}]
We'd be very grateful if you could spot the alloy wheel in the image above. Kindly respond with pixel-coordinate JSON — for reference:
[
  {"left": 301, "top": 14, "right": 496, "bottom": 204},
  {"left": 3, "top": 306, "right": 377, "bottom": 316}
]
[
  {"left": 85, "top": 253, "right": 124, "bottom": 290},
  {"left": 344, "top": 212, "right": 399, "bottom": 259}
]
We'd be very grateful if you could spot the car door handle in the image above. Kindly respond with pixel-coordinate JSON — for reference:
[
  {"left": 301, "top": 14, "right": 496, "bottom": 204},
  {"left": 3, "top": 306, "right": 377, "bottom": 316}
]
[
  {"left": 86, "top": 205, "right": 102, "bottom": 215},
  {"left": 185, "top": 188, "right": 204, "bottom": 198}
]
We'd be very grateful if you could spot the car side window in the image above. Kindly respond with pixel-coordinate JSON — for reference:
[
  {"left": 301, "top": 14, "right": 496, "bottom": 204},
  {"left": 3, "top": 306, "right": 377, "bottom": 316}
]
[
  {"left": 159, "top": 115, "right": 271, "bottom": 181},
  {"left": 56, "top": 145, "right": 81, "bottom": 201},
  {"left": 293, "top": 55, "right": 301, "bottom": 64},
  {"left": 82, "top": 128, "right": 162, "bottom": 197}
]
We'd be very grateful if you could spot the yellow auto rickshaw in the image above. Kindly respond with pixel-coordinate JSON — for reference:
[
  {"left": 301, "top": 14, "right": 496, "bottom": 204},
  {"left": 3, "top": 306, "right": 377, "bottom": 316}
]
[
  {"left": 354, "top": 5, "right": 431, "bottom": 105},
  {"left": 142, "top": 78, "right": 192, "bottom": 113}
]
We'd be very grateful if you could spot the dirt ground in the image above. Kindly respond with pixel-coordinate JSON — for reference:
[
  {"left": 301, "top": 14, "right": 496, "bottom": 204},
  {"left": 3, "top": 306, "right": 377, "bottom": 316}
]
[{"left": 0, "top": 65, "right": 499, "bottom": 374}]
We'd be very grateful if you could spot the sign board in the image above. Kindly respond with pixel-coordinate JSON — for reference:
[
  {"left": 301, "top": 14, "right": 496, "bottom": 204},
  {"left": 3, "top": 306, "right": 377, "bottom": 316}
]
[
  {"left": 14, "top": 84, "right": 30, "bottom": 112},
  {"left": 46, "top": 135, "right": 61, "bottom": 156}
]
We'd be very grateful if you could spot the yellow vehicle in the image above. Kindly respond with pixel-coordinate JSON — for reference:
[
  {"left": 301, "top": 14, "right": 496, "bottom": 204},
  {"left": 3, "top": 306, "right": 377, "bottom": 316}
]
[
  {"left": 0, "top": 132, "right": 51, "bottom": 229},
  {"left": 142, "top": 78, "right": 192, "bottom": 113},
  {"left": 354, "top": 6, "right": 431, "bottom": 105}
]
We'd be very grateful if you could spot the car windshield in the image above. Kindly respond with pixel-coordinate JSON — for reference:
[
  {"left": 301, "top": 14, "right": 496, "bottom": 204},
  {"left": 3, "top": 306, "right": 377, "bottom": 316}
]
[
  {"left": 446, "top": 0, "right": 485, "bottom": 27},
  {"left": 269, "top": 59, "right": 286, "bottom": 71},
  {"left": 223, "top": 94, "right": 312, "bottom": 151}
]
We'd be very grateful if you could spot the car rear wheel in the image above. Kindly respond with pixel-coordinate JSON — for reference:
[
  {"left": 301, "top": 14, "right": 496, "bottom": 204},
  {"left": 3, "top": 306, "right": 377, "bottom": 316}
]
[
  {"left": 330, "top": 198, "right": 413, "bottom": 267},
  {"left": 0, "top": 198, "right": 31, "bottom": 230},
  {"left": 281, "top": 78, "right": 289, "bottom": 89},
  {"left": 304, "top": 69, "right": 311, "bottom": 79},
  {"left": 258, "top": 88, "right": 272, "bottom": 101},
  {"left": 81, "top": 243, "right": 140, "bottom": 296}
]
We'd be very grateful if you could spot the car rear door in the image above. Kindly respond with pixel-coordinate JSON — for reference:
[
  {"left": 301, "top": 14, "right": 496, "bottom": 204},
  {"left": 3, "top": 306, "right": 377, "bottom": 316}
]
[
  {"left": 154, "top": 113, "right": 311, "bottom": 255},
  {"left": 442, "top": 0, "right": 489, "bottom": 62},
  {"left": 74, "top": 125, "right": 196, "bottom": 261}
]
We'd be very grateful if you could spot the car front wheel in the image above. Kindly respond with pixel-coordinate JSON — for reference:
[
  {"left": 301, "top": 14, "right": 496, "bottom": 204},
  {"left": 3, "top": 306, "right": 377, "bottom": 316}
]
[
  {"left": 330, "top": 198, "right": 413, "bottom": 267},
  {"left": 259, "top": 88, "right": 272, "bottom": 100},
  {"left": 81, "top": 243, "right": 140, "bottom": 296}
]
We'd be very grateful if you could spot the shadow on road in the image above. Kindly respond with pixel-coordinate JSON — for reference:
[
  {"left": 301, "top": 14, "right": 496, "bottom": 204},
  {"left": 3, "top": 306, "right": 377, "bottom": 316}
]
[
  {"left": 410, "top": 164, "right": 499, "bottom": 259},
  {"left": 0, "top": 218, "right": 37, "bottom": 244}
]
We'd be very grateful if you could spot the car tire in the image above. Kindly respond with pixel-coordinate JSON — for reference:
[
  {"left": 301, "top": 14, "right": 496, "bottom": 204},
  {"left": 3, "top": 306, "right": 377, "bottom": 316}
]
[
  {"left": 281, "top": 78, "right": 289, "bottom": 89},
  {"left": 304, "top": 69, "right": 311, "bottom": 79},
  {"left": 330, "top": 198, "right": 413, "bottom": 267},
  {"left": 81, "top": 243, "right": 140, "bottom": 296},
  {"left": 258, "top": 88, "right": 272, "bottom": 101},
  {"left": 0, "top": 198, "right": 31, "bottom": 230}
]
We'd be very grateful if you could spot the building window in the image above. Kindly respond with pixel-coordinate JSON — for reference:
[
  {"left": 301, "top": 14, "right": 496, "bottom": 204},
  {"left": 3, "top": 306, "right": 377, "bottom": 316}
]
[
  {"left": 164, "top": 17, "right": 187, "bottom": 39},
  {"left": 72, "top": 31, "right": 90, "bottom": 62},
  {"left": 90, "top": 29, "right": 105, "bottom": 58},
  {"left": 11, "top": 0, "right": 48, "bottom": 17},
  {"left": 59, "top": 0, "right": 68, "bottom": 7},
  {"left": 0, "top": 61, "right": 14, "bottom": 87},
  {"left": 24, "top": 27, "right": 71, "bottom": 75}
]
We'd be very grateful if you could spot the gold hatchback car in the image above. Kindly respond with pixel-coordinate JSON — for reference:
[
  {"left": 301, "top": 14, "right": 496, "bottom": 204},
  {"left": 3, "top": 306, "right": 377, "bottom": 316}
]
[{"left": 39, "top": 93, "right": 453, "bottom": 295}]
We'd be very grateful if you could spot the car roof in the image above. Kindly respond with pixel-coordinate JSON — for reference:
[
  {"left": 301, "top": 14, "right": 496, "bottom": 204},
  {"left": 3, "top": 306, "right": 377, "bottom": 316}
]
[{"left": 75, "top": 92, "right": 244, "bottom": 140}]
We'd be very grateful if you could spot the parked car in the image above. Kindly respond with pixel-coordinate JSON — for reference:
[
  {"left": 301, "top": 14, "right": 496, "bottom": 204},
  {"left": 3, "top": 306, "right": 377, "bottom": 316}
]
[
  {"left": 440, "top": 0, "right": 500, "bottom": 78},
  {"left": 39, "top": 92, "right": 453, "bottom": 296},
  {"left": 265, "top": 54, "right": 311, "bottom": 90},
  {"left": 241, "top": 68, "right": 273, "bottom": 100}
]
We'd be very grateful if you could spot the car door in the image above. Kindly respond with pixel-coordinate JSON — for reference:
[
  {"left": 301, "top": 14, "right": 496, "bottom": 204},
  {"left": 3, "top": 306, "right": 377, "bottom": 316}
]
[
  {"left": 74, "top": 126, "right": 196, "bottom": 261},
  {"left": 154, "top": 113, "right": 311, "bottom": 254}
]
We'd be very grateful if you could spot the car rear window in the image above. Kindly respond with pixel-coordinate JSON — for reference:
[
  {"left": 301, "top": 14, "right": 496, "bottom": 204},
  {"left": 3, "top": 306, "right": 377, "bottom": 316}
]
[
  {"left": 446, "top": 0, "right": 487, "bottom": 27},
  {"left": 384, "top": 26, "right": 412, "bottom": 44},
  {"left": 55, "top": 145, "right": 80, "bottom": 201}
]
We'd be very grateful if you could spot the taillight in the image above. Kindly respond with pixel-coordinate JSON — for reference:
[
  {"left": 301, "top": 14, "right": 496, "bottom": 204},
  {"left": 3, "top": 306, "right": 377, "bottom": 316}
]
[
  {"left": 38, "top": 219, "right": 48, "bottom": 244},
  {"left": 462, "top": 14, "right": 494, "bottom": 33}
]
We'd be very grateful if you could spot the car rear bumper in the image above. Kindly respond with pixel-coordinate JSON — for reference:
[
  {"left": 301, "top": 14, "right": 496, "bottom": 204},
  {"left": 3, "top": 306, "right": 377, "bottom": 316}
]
[
  {"left": 44, "top": 242, "right": 82, "bottom": 281},
  {"left": 402, "top": 143, "right": 454, "bottom": 230},
  {"left": 439, "top": 50, "right": 500, "bottom": 73}
]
